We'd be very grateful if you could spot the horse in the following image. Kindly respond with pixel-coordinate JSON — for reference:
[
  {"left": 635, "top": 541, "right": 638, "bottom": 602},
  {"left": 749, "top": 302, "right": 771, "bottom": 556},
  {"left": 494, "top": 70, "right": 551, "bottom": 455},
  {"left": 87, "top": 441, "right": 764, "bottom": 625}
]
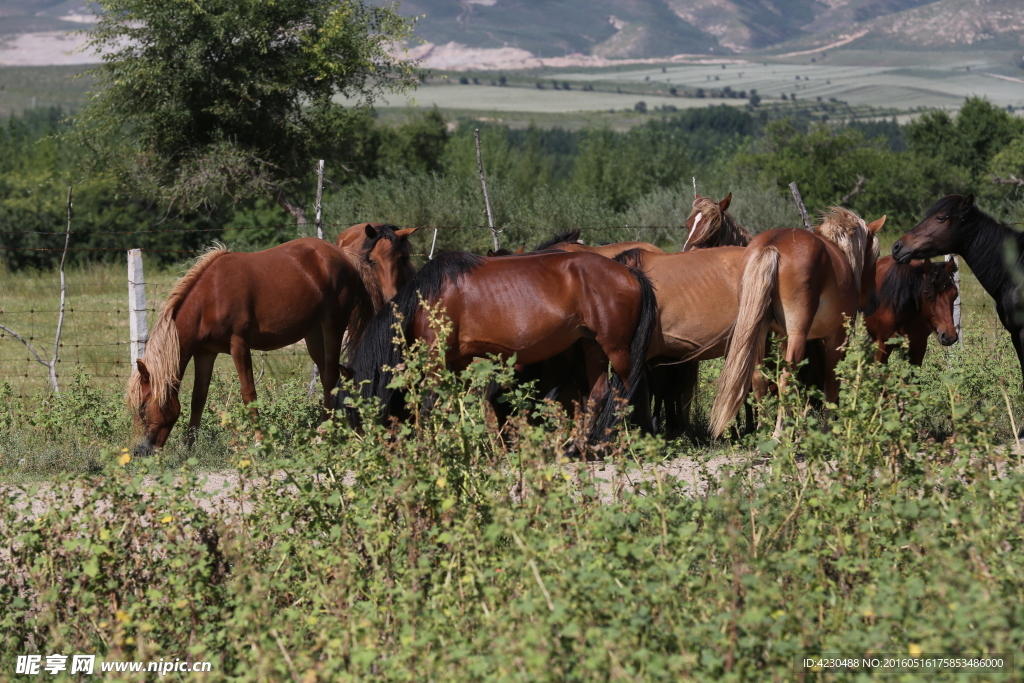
[
  {"left": 127, "top": 238, "right": 379, "bottom": 454},
  {"left": 336, "top": 222, "right": 418, "bottom": 300},
  {"left": 645, "top": 193, "right": 755, "bottom": 435},
  {"left": 709, "top": 208, "right": 884, "bottom": 437},
  {"left": 350, "top": 250, "right": 657, "bottom": 449},
  {"left": 681, "top": 193, "right": 753, "bottom": 251},
  {"left": 865, "top": 256, "right": 959, "bottom": 364},
  {"left": 891, "top": 195, "right": 1024, "bottom": 405},
  {"left": 534, "top": 229, "right": 665, "bottom": 257}
]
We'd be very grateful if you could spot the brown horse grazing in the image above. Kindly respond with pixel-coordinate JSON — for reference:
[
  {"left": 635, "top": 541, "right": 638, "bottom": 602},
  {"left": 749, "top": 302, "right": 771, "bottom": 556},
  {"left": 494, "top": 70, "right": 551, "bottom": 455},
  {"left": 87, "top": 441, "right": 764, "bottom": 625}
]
[
  {"left": 351, "top": 250, "right": 657, "bottom": 448},
  {"left": 127, "top": 238, "right": 378, "bottom": 454},
  {"left": 534, "top": 229, "right": 665, "bottom": 257},
  {"left": 865, "top": 256, "right": 959, "bottom": 364},
  {"left": 709, "top": 209, "right": 884, "bottom": 437},
  {"left": 682, "top": 193, "right": 753, "bottom": 251},
  {"left": 335, "top": 222, "right": 418, "bottom": 300}
]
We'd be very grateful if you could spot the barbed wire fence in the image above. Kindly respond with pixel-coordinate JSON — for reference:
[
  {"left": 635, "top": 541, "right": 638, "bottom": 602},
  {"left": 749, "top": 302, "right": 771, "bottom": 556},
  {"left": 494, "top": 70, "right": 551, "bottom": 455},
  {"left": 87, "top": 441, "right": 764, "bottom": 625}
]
[{"left": 0, "top": 185, "right": 1016, "bottom": 401}]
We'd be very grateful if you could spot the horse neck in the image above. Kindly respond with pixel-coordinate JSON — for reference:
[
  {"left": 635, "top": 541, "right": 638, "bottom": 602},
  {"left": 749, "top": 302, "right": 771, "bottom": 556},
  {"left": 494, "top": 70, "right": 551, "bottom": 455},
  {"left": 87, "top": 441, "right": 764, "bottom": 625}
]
[
  {"left": 722, "top": 215, "right": 752, "bottom": 247},
  {"left": 957, "top": 218, "right": 1016, "bottom": 300}
]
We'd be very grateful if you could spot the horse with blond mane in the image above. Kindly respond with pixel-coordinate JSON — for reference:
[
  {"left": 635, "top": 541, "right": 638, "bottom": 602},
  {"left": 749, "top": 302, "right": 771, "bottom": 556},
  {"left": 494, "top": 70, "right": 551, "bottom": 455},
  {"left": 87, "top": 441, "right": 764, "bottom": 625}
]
[
  {"left": 127, "top": 238, "right": 382, "bottom": 454},
  {"left": 708, "top": 208, "right": 884, "bottom": 437},
  {"left": 681, "top": 193, "right": 753, "bottom": 251}
]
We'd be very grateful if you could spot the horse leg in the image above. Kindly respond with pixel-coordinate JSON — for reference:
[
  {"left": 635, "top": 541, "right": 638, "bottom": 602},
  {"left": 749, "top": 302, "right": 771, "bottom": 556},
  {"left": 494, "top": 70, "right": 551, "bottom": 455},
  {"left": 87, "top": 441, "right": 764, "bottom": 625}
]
[
  {"left": 774, "top": 332, "right": 808, "bottom": 438},
  {"left": 229, "top": 335, "right": 261, "bottom": 442},
  {"left": 907, "top": 333, "right": 927, "bottom": 366},
  {"left": 1008, "top": 326, "right": 1024, "bottom": 438},
  {"left": 186, "top": 350, "right": 217, "bottom": 449},
  {"left": 314, "top": 320, "right": 343, "bottom": 421},
  {"left": 822, "top": 328, "right": 847, "bottom": 422}
]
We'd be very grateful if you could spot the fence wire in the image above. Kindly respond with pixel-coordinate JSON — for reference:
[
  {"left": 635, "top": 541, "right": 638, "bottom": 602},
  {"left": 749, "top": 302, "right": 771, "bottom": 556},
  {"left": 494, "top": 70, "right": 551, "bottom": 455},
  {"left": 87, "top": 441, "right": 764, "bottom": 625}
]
[{"left": 0, "top": 225, "right": 1018, "bottom": 399}]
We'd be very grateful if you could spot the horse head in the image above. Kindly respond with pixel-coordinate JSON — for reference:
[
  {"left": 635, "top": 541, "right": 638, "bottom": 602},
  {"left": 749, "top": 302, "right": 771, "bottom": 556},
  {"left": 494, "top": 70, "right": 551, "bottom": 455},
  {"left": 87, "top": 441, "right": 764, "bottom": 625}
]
[
  {"left": 683, "top": 193, "right": 730, "bottom": 251},
  {"left": 360, "top": 224, "right": 418, "bottom": 300},
  {"left": 129, "top": 359, "right": 181, "bottom": 455},
  {"left": 924, "top": 259, "right": 960, "bottom": 346},
  {"left": 892, "top": 194, "right": 975, "bottom": 264}
]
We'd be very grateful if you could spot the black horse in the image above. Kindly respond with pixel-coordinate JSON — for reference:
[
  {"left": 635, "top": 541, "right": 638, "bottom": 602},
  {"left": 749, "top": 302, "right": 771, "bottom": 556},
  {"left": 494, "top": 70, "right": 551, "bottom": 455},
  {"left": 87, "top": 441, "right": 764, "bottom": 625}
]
[{"left": 892, "top": 194, "right": 1024, "bottom": 420}]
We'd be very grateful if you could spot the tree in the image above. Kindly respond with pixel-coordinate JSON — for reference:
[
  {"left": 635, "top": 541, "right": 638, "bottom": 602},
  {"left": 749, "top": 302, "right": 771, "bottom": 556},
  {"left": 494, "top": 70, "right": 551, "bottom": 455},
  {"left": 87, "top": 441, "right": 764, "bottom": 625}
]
[
  {"left": 907, "top": 97, "right": 1024, "bottom": 181},
  {"left": 78, "top": 0, "right": 417, "bottom": 224}
]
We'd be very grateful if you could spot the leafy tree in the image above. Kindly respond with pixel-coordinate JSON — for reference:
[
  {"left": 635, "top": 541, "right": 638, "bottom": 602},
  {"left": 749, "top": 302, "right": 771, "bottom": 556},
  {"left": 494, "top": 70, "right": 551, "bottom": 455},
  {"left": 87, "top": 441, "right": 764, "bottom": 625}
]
[
  {"left": 906, "top": 97, "right": 1024, "bottom": 181},
  {"left": 733, "top": 120, "right": 964, "bottom": 229},
  {"left": 375, "top": 109, "right": 449, "bottom": 176},
  {"left": 78, "top": 0, "right": 417, "bottom": 223}
]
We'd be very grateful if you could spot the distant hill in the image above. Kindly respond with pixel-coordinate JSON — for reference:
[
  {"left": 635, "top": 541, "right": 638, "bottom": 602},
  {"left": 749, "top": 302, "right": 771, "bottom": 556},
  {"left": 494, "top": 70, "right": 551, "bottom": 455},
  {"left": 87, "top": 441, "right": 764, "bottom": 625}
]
[{"left": 394, "top": 0, "right": 1024, "bottom": 58}]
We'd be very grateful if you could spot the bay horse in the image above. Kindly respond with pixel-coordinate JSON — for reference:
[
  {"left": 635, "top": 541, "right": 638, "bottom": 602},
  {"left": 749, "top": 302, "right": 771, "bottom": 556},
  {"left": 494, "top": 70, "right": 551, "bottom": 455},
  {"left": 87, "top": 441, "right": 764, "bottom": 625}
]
[
  {"left": 709, "top": 208, "right": 884, "bottom": 437},
  {"left": 350, "top": 250, "right": 657, "bottom": 448},
  {"left": 647, "top": 193, "right": 755, "bottom": 435},
  {"left": 891, "top": 195, "right": 1024, "bottom": 409},
  {"left": 865, "top": 256, "right": 959, "bottom": 364},
  {"left": 336, "top": 222, "right": 418, "bottom": 300},
  {"left": 127, "top": 238, "right": 380, "bottom": 453}
]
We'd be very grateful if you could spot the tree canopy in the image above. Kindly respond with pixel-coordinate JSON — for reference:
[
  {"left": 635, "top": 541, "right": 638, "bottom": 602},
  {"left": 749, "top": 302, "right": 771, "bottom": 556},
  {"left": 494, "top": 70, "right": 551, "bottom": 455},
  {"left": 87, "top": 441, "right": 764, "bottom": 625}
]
[{"left": 79, "top": 0, "right": 418, "bottom": 222}]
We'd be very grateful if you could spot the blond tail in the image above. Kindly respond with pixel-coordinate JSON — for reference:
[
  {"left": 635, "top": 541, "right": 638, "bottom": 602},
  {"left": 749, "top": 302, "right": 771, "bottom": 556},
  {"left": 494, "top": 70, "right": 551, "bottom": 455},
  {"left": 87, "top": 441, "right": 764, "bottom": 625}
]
[{"left": 709, "top": 246, "right": 779, "bottom": 437}]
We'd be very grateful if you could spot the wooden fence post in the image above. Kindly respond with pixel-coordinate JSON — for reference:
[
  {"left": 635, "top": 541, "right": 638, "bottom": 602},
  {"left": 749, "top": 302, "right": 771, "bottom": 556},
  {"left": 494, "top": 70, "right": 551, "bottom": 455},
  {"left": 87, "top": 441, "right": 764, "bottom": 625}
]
[
  {"left": 788, "top": 181, "right": 812, "bottom": 230},
  {"left": 946, "top": 253, "right": 962, "bottom": 347},
  {"left": 475, "top": 129, "right": 499, "bottom": 252},
  {"left": 314, "top": 159, "right": 325, "bottom": 240},
  {"left": 309, "top": 159, "right": 326, "bottom": 395},
  {"left": 127, "top": 248, "right": 148, "bottom": 367}
]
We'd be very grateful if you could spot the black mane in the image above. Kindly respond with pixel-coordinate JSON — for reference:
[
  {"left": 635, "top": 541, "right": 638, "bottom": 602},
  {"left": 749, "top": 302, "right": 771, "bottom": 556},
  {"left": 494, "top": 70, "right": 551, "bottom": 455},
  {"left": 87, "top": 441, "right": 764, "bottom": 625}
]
[
  {"left": 878, "top": 261, "right": 925, "bottom": 317},
  {"left": 350, "top": 251, "right": 485, "bottom": 415},
  {"left": 534, "top": 229, "right": 581, "bottom": 251}
]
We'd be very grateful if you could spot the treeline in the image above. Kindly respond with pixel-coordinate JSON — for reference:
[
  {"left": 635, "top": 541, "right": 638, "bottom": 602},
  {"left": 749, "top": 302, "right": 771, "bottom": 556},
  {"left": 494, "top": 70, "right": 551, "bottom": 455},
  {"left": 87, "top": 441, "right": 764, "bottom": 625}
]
[{"left": 3, "top": 99, "right": 1023, "bottom": 269}]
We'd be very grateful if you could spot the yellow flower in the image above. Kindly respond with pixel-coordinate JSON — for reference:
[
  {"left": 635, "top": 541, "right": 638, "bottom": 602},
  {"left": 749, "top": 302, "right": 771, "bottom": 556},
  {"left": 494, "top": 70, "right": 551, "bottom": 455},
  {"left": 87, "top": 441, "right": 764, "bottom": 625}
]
[
  {"left": 115, "top": 609, "right": 129, "bottom": 624},
  {"left": 118, "top": 450, "right": 131, "bottom": 466},
  {"left": 238, "top": 459, "right": 250, "bottom": 469},
  {"left": 160, "top": 515, "right": 173, "bottom": 524},
  {"left": 908, "top": 643, "right": 922, "bottom": 657}
]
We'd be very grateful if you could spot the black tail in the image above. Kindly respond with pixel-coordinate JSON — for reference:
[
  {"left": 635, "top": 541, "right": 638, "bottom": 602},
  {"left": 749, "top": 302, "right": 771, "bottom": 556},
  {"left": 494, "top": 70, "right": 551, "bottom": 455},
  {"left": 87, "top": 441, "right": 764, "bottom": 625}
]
[
  {"left": 590, "top": 266, "right": 657, "bottom": 443},
  {"left": 350, "top": 251, "right": 484, "bottom": 419}
]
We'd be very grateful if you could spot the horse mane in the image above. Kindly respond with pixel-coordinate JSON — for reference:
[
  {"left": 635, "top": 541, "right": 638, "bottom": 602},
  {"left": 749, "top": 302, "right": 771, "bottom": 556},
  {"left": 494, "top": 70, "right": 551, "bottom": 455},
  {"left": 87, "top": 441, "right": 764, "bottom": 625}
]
[
  {"left": 612, "top": 248, "right": 646, "bottom": 269},
  {"left": 534, "top": 229, "right": 581, "bottom": 251},
  {"left": 685, "top": 196, "right": 753, "bottom": 249},
  {"left": 929, "top": 194, "right": 1020, "bottom": 289},
  {"left": 815, "top": 206, "right": 877, "bottom": 290},
  {"left": 878, "top": 261, "right": 925, "bottom": 317},
  {"left": 126, "top": 244, "right": 230, "bottom": 413},
  {"left": 339, "top": 244, "right": 385, "bottom": 313},
  {"left": 351, "top": 251, "right": 485, "bottom": 414}
]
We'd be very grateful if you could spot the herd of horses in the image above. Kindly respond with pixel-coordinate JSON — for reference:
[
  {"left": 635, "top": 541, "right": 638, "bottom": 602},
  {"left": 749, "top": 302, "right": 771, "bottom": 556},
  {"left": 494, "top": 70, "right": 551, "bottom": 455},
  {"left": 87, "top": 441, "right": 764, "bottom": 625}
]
[{"left": 130, "top": 192, "right": 1017, "bottom": 456}]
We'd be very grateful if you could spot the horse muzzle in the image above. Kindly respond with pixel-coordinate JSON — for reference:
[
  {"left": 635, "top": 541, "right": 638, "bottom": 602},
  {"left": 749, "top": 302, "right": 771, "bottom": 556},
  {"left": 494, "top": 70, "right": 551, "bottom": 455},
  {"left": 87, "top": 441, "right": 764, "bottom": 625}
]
[
  {"left": 938, "top": 331, "right": 958, "bottom": 346},
  {"left": 133, "top": 440, "right": 156, "bottom": 458},
  {"left": 891, "top": 241, "right": 914, "bottom": 265}
]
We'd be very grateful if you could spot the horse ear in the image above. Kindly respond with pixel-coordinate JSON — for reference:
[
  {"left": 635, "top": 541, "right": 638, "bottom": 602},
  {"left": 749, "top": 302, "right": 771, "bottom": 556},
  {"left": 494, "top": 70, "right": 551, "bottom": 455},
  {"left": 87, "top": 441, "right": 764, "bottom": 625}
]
[
  {"left": 363, "top": 223, "right": 379, "bottom": 239},
  {"left": 865, "top": 215, "right": 886, "bottom": 234},
  {"left": 960, "top": 194, "right": 975, "bottom": 210},
  {"left": 135, "top": 359, "right": 151, "bottom": 383},
  {"left": 514, "top": 244, "right": 525, "bottom": 254},
  {"left": 944, "top": 258, "right": 958, "bottom": 273},
  {"left": 719, "top": 192, "right": 732, "bottom": 212},
  {"left": 396, "top": 227, "right": 419, "bottom": 239}
]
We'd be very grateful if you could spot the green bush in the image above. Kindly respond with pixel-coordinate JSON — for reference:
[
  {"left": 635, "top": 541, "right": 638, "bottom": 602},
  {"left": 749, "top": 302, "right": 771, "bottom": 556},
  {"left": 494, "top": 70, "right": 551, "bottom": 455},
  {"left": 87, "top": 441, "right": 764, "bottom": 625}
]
[{"left": 3, "top": 321, "right": 1023, "bottom": 680}]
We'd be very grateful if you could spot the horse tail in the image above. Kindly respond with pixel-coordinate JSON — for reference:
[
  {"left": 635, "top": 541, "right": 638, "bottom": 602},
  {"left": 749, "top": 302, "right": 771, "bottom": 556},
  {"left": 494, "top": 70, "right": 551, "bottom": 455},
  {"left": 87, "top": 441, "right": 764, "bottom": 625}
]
[
  {"left": 590, "top": 265, "right": 658, "bottom": 442},
  {"left": 340, "top": 248, "right": 384, "bottom": 357},
  {"left": 709, "top": 245, "right": 779, "bottom": 438},
  {"left": 350, "top": 282, "right": 420, "bottom": 417}
]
